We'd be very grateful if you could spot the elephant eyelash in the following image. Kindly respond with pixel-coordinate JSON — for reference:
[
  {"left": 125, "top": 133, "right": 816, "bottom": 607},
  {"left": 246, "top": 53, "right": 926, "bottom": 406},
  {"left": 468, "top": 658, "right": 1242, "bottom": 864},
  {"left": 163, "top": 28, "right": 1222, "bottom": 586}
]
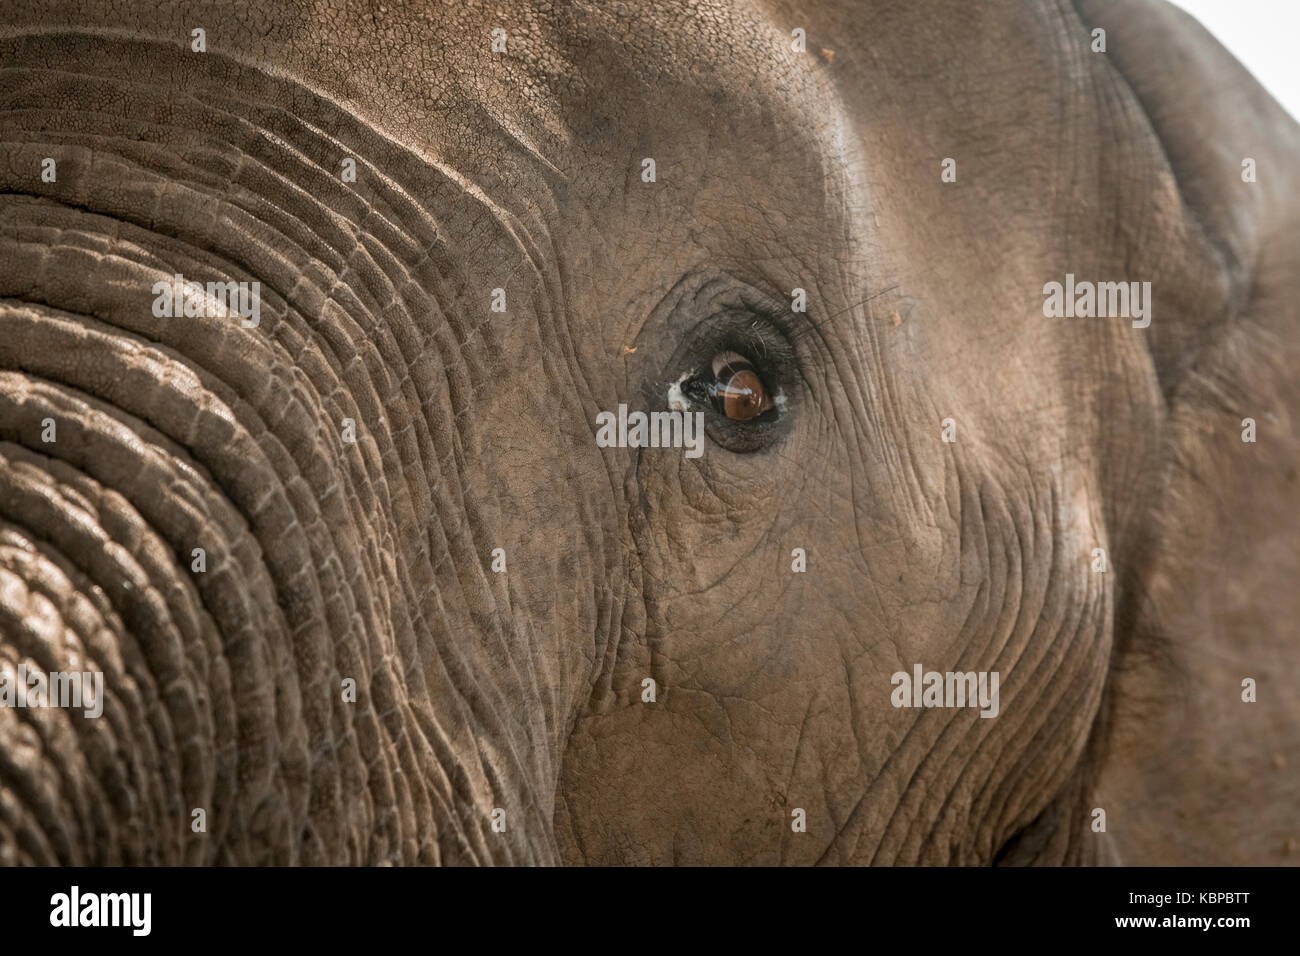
[{"left": 718, "top": 278, "right": 824, "bottom": 352}]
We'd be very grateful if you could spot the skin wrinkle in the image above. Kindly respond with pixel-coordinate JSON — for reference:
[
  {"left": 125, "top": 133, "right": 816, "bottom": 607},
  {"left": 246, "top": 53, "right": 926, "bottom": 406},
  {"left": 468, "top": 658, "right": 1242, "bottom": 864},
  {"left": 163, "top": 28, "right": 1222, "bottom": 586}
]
[
  {"left": 865, "top": 567, "right": 982, "bottom": 862},
  {"left": 0, "top": 565, "right": 92, "bottom": 859},
  {"left": 973, "top": 489, "right": 1065, "bottom": 842},
  {"left": 988, "top": 480, "right": 1111, "bottom": 861},
  {"left": 0, "top": 26, "right": 577, "bottom": 863},
  {"left": 0, "top": 0, "right": 1295, "bottom": 866},
  {"left": 1, "top": 306, "right": 330, "bottom": 806},
  {"left": 0, "top": 455, "right": 184, "bottom": 862}
]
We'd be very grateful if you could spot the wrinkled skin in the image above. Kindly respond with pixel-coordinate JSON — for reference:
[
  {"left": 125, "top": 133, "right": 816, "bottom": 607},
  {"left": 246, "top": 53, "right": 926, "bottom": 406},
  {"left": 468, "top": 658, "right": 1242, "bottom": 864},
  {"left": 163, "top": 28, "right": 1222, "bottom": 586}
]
[{"left": 0, "top": 0, "right": 1296, "bottom": 865}]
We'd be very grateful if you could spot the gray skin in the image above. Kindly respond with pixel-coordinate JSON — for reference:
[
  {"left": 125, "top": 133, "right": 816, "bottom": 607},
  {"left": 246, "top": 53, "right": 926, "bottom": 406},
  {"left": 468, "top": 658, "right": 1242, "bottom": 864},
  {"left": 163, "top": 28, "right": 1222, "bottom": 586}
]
[{"left": 0, "top": 0, "right": 1295, "bottom": 865}]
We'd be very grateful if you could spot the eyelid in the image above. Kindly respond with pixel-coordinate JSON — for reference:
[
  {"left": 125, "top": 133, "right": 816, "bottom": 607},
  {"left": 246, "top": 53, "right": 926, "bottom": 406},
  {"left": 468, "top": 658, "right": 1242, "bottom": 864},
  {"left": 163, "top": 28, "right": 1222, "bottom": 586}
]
[{"left": 711, "top": 350, "right": 750, "bottom": 378}]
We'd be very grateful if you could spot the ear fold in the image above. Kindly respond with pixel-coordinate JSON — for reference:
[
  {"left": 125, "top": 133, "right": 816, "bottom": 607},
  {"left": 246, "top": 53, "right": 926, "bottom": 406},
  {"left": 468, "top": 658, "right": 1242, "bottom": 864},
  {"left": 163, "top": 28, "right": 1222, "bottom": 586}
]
[
  {"left": 1072, "top": 0, "right": 1300, "bottom": 394},
  {"left": 1073, "top": 0, "right": 1300, "bottom": 864}
]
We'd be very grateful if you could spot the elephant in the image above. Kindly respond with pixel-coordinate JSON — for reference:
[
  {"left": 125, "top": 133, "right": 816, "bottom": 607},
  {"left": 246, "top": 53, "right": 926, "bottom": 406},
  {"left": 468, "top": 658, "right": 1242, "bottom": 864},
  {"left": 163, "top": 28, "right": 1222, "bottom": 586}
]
[{"left": 0, "top": 0, "right": 1296, "bottom": 866}]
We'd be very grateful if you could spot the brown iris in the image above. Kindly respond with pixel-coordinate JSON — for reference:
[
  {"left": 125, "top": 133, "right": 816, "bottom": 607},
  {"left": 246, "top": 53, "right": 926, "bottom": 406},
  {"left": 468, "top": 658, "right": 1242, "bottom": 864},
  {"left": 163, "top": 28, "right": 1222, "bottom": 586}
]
[{"left": 711, "top": 351, "right": 774, "bottom": 421}]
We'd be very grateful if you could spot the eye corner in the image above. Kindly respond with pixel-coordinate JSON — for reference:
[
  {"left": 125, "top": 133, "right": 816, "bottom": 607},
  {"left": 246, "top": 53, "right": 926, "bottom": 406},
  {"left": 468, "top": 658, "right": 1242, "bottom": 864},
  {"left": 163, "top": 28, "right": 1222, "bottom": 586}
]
[{"left": 674, "top": 370, "right": 714, "bottom": 410}]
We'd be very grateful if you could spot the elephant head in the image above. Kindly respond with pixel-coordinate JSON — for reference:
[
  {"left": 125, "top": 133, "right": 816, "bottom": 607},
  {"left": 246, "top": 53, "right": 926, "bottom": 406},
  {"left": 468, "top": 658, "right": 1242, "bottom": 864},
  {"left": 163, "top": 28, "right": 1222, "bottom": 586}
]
[{"left": 0, "top": 0, "right": 1296, "bottom": 865}]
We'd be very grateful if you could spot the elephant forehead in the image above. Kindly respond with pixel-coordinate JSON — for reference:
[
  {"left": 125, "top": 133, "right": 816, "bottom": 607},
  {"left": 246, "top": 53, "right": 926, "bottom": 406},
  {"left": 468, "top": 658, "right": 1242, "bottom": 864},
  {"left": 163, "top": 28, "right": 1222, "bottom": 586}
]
[
  {"left": 294, "top": 0, "right": 854, "bottom": 220},
  {"left": 1, "top": 2, "right": 858, "bottom": 265}
]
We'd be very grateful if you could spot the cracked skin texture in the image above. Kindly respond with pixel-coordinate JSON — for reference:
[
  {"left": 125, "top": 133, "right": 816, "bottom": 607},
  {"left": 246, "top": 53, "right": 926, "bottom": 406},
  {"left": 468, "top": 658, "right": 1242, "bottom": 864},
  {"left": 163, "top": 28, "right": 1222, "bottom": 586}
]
[{"left": 0, "top": 0, "right": 1295, "bottom": 865}]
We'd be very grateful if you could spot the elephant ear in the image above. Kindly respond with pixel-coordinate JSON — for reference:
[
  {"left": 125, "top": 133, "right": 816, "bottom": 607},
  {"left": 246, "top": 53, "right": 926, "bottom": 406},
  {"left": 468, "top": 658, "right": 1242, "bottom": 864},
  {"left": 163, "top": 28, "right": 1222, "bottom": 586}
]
[
  {"left": 1073, "top": 0, "right": 1300, "bottom": 393},
  {"left": 1073, "top": 0, "right": 1300, "bottom": 864}
]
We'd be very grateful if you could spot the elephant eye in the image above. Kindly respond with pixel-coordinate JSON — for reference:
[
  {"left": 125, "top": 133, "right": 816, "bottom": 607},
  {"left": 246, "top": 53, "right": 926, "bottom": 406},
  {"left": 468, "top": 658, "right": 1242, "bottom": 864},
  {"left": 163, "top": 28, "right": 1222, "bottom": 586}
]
[
  {"left": 677, "top": 350, "right": 778, "bottom": 426},
  {"left": 710, "top": 351, "right": 774, "bottom": 421},
  {"left": 664, "top": 303, "right": 796, "bottom": 454}
]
